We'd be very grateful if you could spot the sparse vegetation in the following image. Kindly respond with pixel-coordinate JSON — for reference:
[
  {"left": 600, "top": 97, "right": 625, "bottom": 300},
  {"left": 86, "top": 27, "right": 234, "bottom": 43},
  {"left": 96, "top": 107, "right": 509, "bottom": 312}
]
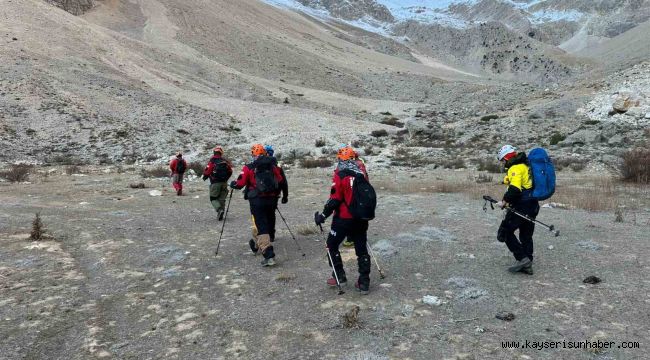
[
  {"left": 65, "top": 165, "right": 81, "bottom": 175},
  {"left": 381, "top": 117, "right": 404, "bottom": 128},
  {"left": 555, "top": 157, "right": 587, "bottom": 171},
  {"left": 314, "top": 138, "right": 326, "bottom": 147},
  {"left": 0, "top": 164, "right": 32, "bottom": 182},
  {"left": 480, "top": 114, "right": 499, "bottom": 121},
  {"left": 364, "top": 146, "right": 374, "bottom": 156},
  {"left": 549, "top": 133, "right": 566, "bottom": 145},
  {"left": 475, "top": 173, "right": 494, "bottom": 183},
  {"left": 275, "top": 273, "right": 295, "bottom": 282},
  {"left": 620, "top": 148, "right": 650, "bottom": 183},
  {"left": 30, "top": 213, "right": 45, "bottom": 241},
  {"left": 371, "top": 129, "right": 389, "bottom": 137},
  {"left": 299, "top": 157, "right": 333, "bottom": 168},
  {"left": 141, "top": 166, "right": 170, "bottom": 178},
  {"left": 439, "top": 157, "right": 465, "bottom": 169},
  {"left": 176, "top": 129, "right": 190, "bottom": 135}
]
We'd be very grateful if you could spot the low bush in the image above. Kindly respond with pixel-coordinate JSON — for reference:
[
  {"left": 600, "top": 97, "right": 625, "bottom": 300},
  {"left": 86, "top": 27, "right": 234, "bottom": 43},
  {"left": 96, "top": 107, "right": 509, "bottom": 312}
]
[
  {"left": 620, "top": 148, "right": 650, "bottom": 183},
  {"left": 300, "top": 158, "right": 333, "bottom": 169},
  {"left": 0, "top": 164, "right": 32, "bottom": 182},
  {"left": 371, "top": 129, "right": 389, "bottom": 137},
  {"left": 315, "top": 138, "right": 326, "bottom": 147},
  {"left": 549, "top": 133, "right": 566, "bottom": 145},
  {"left": 141, "top": 166, "right": 170, "bottom": 178}
]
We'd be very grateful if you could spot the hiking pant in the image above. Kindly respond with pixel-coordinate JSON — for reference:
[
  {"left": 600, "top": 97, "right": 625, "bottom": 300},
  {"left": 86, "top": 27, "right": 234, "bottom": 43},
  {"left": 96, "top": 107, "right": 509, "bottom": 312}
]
[
  {"left": 171, "top": 173, "right": 184, "bottom": 192},
  {"left": 498, "top": 200, "right": 540, "bottom": 261},
  {"left": 209, "top": 182, "right": 229, "bottom": 212},
  {"left": 249, "top": 197, "right": 278, "bottom": 259},
  {"left": 326, "top": 217, "right": 371, "bottom": 285}
]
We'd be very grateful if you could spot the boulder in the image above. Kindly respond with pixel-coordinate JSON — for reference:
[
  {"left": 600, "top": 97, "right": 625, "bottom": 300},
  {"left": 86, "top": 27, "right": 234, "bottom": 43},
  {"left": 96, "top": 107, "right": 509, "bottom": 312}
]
[
  {"left": 46, "top": 0, "right": 94, "bottom": 15},
  {"left": 612, "top": 91, "right": 642, "bottom": 113},
  {"left": 404, "top": 117, "right": 438, "bottom": 139}
]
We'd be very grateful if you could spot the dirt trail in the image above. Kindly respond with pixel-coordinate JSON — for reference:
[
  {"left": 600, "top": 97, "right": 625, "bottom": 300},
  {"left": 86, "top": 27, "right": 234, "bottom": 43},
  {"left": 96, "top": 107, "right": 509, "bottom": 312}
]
[{"left": 1, "top": 169, "right": 649, "bottom": 359}]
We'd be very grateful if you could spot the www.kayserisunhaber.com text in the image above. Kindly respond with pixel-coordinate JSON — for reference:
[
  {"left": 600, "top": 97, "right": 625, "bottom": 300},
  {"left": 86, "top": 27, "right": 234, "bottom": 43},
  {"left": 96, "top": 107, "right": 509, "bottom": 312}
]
[{"left": 501, "top": 340, "right": 640, "bottom": 351}]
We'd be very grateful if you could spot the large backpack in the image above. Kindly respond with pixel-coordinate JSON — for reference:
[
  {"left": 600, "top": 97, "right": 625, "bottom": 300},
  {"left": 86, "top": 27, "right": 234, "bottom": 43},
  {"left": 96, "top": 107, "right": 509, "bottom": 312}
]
[
  {"left": 176, "top": 159, "right": 186, "bottom": 174},
  {"left": 346, "top": 172, "right": 377, "bottom": 221},
  {"left": 527, "top": 148, "right": 556, "bottom": 201},
  {"left": 210, "top": 158, "right": 230, "bottom": 182},
  {"left": 253, "top": 156, "right": 279, "bottom": 193}
]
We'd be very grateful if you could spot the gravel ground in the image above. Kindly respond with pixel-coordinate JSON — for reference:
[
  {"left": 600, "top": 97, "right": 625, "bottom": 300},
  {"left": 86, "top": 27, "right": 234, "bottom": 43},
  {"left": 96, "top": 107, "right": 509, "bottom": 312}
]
[{"left": 1, "top": 168, "right": 648, "bottom": 359}]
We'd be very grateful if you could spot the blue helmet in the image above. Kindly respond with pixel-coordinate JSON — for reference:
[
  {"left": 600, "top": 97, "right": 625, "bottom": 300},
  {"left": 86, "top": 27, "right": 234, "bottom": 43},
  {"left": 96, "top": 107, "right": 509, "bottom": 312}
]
[{"left": 264, "top": 145, "right": 274, "bottom": 157}]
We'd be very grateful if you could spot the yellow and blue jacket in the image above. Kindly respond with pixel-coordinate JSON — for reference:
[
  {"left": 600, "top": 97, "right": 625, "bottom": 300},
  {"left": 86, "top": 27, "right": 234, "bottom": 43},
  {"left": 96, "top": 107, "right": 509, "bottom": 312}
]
[{"left": 502, "top": 152, "right": 533, "bottom": 204}]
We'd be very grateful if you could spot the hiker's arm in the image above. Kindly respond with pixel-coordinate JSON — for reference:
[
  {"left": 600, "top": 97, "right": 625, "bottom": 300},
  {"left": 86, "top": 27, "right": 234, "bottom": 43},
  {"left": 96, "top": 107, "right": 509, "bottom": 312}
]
[
  {"left": 202, "top": 161, "right": 213, "bottom": 179},
  {"left": 279, "top": 168, "right": 288, "bottom": 200},
  {"left": 230, "top": 167, "right": 249, "bottom": 189},
  {"left": 322, "top": 176, "right": 342, "bottom": 218},
  {"left": 502, "top": 168, "right": 523, "bottom": 203},
  {"left": 169, "top": 159, "right": 176, "bottom": 172}
]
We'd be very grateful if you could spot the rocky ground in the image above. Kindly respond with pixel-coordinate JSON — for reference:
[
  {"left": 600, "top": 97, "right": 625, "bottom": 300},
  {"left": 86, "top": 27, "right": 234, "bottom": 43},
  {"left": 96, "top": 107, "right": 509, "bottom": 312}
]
[{"left": 1, "top": 168, "right": 649, "bottom": 359}]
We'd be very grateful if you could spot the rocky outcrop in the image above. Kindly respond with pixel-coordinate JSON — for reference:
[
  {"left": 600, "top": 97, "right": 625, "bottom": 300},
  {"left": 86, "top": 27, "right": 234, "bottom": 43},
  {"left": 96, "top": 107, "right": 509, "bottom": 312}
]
[
  {"left": 296, "top": 0, "right": 394, "bottom": 23},
  {"left": 45, "top": 0, "right": 93, "bottom": 15}
]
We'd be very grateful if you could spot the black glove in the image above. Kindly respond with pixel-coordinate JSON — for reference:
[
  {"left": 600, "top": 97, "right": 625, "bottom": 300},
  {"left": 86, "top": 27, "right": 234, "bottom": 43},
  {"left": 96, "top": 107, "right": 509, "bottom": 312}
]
[
  {"left": 314, "top": 212, "right": 326, "bottom": 226},
  {"left": 229, "top": 181, "right": 237, "bottom": 189},
  {"left": 281, "top": 196, "right": 288, "bottom": 204},
  {"left": 202, "top": 175, "right": 208, "bottom": 181}
]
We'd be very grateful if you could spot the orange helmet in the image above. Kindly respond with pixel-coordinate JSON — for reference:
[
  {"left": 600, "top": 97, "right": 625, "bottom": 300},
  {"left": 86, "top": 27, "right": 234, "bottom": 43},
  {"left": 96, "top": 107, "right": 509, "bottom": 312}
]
[
  {"left": 337, "top": 146, "right": 356, "bottom": 161},
  {"left": 251, "top": 143, "right": 267, "bottom": 157},
  {"left": 213, "top": 146, "right": 224, "bottom": 154}
]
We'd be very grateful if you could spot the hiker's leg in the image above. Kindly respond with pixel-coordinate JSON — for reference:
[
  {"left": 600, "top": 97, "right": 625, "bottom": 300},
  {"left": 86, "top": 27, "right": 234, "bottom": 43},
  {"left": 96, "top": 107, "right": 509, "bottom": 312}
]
[
  {"left": 350, "top": 220, "right": 370, "bottom": 289},
  {"left": 250, "top": 201, "right": 273, "bottom": 258},
  {"left": 519, "top": 202, "right": 539, "bottom": 261},
  {"left": 209, "top": 183, "right": 222, "bottom": 211},
  {"left": 326, "top": 218, "right": 349, "bottom": 280},
  {"left": 499, "top": 212, "right": 525, "bottom": 261},
  {"left": 269, "top": 198, "right": 278, "bottom": 241}
]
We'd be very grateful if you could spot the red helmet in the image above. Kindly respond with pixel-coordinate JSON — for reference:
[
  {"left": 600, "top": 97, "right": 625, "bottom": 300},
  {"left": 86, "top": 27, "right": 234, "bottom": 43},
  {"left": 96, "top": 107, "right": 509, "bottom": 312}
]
[
  {"left": 213, "top": 146, "right": 224, "bottom": 154},
  {"left": 251, "top": 143, "right": 267, "bottom": 157},
  {"left": 337, "top": 146, "right": 355, "bottom": 161}
]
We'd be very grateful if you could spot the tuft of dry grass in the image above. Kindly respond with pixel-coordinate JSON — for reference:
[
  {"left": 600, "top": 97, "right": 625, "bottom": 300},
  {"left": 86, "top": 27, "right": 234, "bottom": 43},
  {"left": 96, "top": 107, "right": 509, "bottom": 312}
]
[
  {"left": 342, "top": 305, "right": 360, "bottom": 329},
  {"left": 296, "top": 224, "right": 320, "bottom": 236},
  {"left": 275, "top": 273, "right": 295, "bottom": 283}
]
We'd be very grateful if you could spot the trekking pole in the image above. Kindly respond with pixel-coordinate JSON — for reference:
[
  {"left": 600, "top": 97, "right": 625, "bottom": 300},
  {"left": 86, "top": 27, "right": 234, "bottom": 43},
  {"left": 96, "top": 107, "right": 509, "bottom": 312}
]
[
  {"left": 215, "top": 189, "right": 234, "bottom": 256},
  {"left": 318, "top": 223, "right": 345, "bottom": 295},
  {"left": 276, "top": 207, "right": 305, "bottom": 257},
  {"left": 482, "top": 195, "right": 560, "bottom": 237},
  {"left": 366, "top": 243, "right": 386, "bottom": 279}
]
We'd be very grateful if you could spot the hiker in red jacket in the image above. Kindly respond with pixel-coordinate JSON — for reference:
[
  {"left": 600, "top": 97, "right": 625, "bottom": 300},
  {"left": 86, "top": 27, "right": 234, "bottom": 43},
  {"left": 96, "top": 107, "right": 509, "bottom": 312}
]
[
  {"left": 315, "top": 146, "right": 372, "bottom": 294},
  {"left": 202, "top": 146, "right": 233, "bottom": 220},
  {"left": 169, "top": 153, "right": 187, "bottom": 196},
  {"left": 230, "top": 144, "right": 288, "bottom": 266}
]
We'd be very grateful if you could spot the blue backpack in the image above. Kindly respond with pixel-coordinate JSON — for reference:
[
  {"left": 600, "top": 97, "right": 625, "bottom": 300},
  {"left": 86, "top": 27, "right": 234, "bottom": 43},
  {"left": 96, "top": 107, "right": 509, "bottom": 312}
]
[{"left": 527, "top": 148, "right": 556, "bottom": 201}]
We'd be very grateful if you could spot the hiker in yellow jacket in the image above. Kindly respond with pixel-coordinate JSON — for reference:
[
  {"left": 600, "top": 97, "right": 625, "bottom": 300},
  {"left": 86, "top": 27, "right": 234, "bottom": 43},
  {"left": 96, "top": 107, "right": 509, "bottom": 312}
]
[{"left": 495, "top": 145, "right": 540, "bottom": 275}]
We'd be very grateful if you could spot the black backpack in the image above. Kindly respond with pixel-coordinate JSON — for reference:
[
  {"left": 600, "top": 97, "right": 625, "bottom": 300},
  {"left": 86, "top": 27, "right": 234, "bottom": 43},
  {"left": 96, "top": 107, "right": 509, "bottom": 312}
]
[
  {"left": 254, "top": 156, "right": 279, "bottom": 193},
  {"left": 210, "top": 158, "right": 230, "bottom": 182},
  {"left": 176, "top": 159, "right": 186, "bottom": 173},
  {"left": 345, "top": 172, "right": 376, "bottom": 221}
]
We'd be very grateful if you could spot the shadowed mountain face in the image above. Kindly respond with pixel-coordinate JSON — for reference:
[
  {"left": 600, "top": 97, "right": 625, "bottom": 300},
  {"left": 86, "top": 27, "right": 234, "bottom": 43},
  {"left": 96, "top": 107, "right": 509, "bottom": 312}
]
[{"left": 46, "top": 0, "right": 94, "bottom": 15}]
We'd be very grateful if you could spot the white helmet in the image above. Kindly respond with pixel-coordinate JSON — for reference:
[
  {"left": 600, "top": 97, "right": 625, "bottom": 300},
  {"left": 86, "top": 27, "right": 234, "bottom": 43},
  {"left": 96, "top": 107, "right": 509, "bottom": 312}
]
[{"left": 497, "top": 145, "right": 517, "bottom": 161}]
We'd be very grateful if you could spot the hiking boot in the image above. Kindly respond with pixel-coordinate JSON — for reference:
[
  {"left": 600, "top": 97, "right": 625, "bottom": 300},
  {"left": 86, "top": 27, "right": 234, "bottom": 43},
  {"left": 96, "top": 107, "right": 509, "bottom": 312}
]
[
  {"left": 508, "top": 257, "right": 532, "bottom": 273},
  {"left": 342, "top": 239, "right": 354, "bottom": 247},
  {"left": 520, "top": 264, "right": 534, "bottom": 275},
  {"left": 355, "top": 280, "right": 369, "bottom": 295},
  {"left": 327, "top": 276, "right": 347, "bottom": 287},
  {"left": 261, "top": 257, "right": 276, "bottom": 267},
  {"left": 248, "top": 239, "right": 258, "bottom": 254},
  {"left": 176, "top": 189, "right": 182, "bottom": 196},
  {"left": 217, "top": 209, "right": 224, "bottom": 221}
]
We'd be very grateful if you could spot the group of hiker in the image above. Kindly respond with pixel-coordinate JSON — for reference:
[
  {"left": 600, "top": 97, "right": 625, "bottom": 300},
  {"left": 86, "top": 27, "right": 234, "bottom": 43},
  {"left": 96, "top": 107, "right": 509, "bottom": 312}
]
[{"left": 167, "top": 142, "right": 551, "bottom": 294}]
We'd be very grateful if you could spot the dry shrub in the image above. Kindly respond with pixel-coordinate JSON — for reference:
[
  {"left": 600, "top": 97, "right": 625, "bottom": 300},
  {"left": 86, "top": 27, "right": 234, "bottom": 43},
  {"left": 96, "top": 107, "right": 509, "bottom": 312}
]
[
  {"left": 296, "top": 224, "right": 319, "bottom": 236},
  {"left": 555, "top": 157, "right": 587, "bottom": 171},
  {"left": 371, "top": 129, "right": 388, "bottom": 137},
  {"left": 188, "top": 161, "right": 206, "bottom": 175},
  {"left": 141, "top": 166, "right": 169, "bottom": 178},
  {"left": 30, "top": 213, "right": 44, "bottom": 241},
  {"left": 475, "top": 173, "right": 494, "bottom": 183},
  {"left": 620, "top": 148, "right": 650, "bottom": 184},
  {"left": 300, "top": 158, "right": 332, "bottom": 169},
  {"left": 65, "top": 165, "right": 81, "bottom": 175},
  {"left": 342, "top": 305, "right": 360, "bottom": 329},
  {"left": 0, "top": 164, "right": 32, "bottom": 182},
  {"left": 381, "top": 117, "right": 404, "bottom": 128},
  {"left": 315, "top": 138, "right": 326, "bottom": 147},
  {"left": 477, "top": 158, "right": 502, "bottom": 173}
]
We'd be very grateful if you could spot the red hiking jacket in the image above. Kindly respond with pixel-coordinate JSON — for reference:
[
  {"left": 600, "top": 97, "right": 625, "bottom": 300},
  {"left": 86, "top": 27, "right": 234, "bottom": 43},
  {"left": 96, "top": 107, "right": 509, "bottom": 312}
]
[
  {"left": 169, "top": 158, "right": 187, "bottom": 174},
  {"left": 325, "top": 165, "right": 369, "bottom": 219}
]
